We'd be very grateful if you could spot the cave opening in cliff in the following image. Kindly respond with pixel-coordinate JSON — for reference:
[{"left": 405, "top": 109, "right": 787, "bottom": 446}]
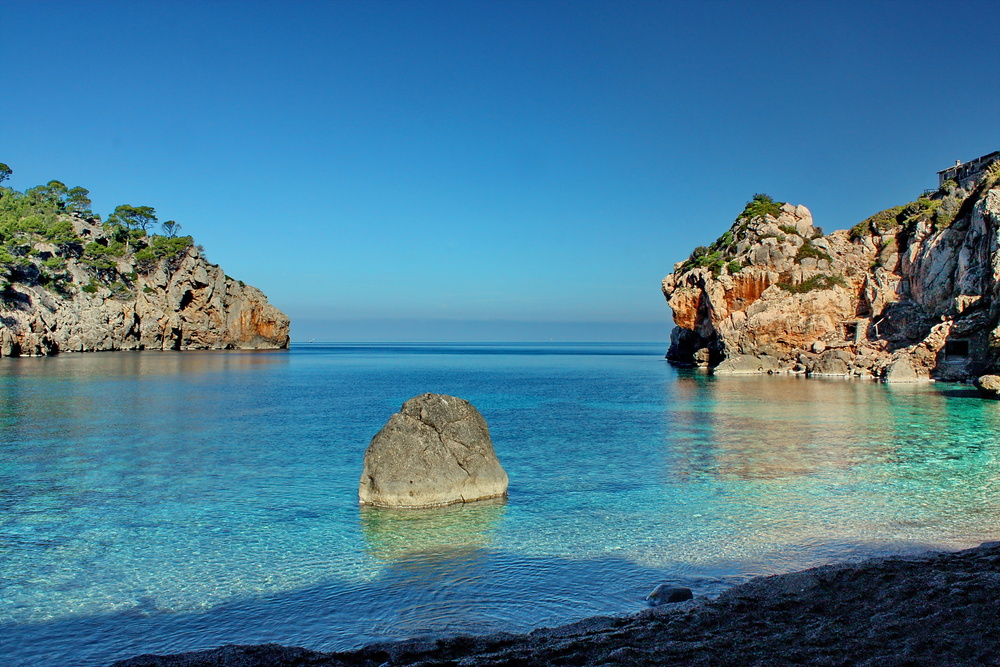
[
  {"left": 945, "top": 339, "right": 970, "bottom": 359},
  {"left": 179, "top": 290, "right": 195, "bottom": 310},
  {"left": 843, "top": 323, "right": 858, "bottom": 342}
]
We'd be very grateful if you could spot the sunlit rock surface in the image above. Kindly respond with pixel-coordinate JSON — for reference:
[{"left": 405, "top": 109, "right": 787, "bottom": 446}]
[{"left": 359, "top": 393, "right": 509, "bottom": 508}]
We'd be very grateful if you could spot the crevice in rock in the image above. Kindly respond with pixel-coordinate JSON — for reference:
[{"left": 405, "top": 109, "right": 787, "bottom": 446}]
[
  {"left": 178, "top": 289, "right": 195, "bottom": 311},
  {"left": 454, "top": 456, "right": 472, "bottom": 477}
]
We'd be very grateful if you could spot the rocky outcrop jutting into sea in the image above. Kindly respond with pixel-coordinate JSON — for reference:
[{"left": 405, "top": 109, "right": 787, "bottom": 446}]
[
  {"left": 0, "top": 213, "right": 289, "bottom": 355},
  {"left": 662, "top": 154, "right": 1000, "bottom": 382}
]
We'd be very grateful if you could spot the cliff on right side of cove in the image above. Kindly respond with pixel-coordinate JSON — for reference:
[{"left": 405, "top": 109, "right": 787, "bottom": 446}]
[{"left": 661, "top": 151, "right": 1000, "bottom": 382}]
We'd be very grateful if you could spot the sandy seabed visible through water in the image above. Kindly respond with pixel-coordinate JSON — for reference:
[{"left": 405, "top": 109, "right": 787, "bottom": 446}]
[{"left": 113, "top": 541, "right": 1000, "bottom": 666}]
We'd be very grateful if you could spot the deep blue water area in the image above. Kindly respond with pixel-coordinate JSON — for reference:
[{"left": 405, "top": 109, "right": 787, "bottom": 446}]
[{"left": 2, "top": 343, "right": 999, "bottom": 665}]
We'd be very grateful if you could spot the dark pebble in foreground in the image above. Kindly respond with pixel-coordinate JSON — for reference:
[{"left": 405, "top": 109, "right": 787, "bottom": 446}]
[{"left": 111, "top": 541, "right": 1000, "bottom": 667}]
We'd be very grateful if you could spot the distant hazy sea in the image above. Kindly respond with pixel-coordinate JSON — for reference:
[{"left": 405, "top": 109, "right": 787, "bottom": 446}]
[{"left": 2, "top": 343, "right": 999, "bottom": 665}]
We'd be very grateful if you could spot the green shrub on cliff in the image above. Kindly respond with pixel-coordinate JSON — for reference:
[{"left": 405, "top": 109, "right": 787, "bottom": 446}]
[
  {"left": 37, "top": 269, "right": 70, "bottom": 295},
  {"left": 850, "top": 206, "right": 905, "bottom": 238},
  {"left": 47, "top": 219, "right": 79, "bottom": 244},
  {"left": 933, "top": 196, "right": 961, "bottom": 230},
  {"left": 903, "top": 197, "right": 939, "bottom": 218},
  {"left": 850, "top": 198, "right": 941, "bottom": 238},
  {"left": 777, "top": 273, "right": 846, "bottom": 293},
  {"left": 738, "top": 193, "right": 784, "bottom": 221},
  {"left": 982, "top": 162, "right": 1000, "bottom": 191},
  {"left": 678, "top": 221, "right": 749, "bottom": 274},
  {"left": 108, "top": 281, "right": 131, "bottom": 299},
  {"left": 794, "top": 241, "right": 832, "bottom": 263},
  {"left": 681, "top": 245, "right": 728, "bottom": 276},
  {"left": 849, "top": 181, "right": 987, "bottom": 238},
  {"left": 134, "top": 235, "right": 194, "bottom": 271},
  {"left": 82, "top": 240, "right": 127, "bottom": 269}
]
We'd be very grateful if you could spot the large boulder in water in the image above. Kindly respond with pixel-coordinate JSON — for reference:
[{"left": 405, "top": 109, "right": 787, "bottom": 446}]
[{"left": 359, "top": 393, "right": 508, "bottom": 508}]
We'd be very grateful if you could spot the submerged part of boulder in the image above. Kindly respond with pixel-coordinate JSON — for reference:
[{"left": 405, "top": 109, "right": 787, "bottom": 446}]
[{"left": 359, "top": 393, "right": 508, "bottom": 508}]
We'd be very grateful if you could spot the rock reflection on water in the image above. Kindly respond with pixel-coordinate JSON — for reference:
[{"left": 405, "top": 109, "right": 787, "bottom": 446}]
[
  {"left": 667, "top": 374, "right": 998, "bottom": 480},
  {"left": 659, "top": 373, "right": 1000, "bottom": 562},
  {"left": 0, "top": 348, "right": 288, "bottom": 381},
  {"left": 359, "top": 497, "right": 507, "bottom": 563},
  {"left": 359, "top": 499, "right": 508, "bottom": 639}
]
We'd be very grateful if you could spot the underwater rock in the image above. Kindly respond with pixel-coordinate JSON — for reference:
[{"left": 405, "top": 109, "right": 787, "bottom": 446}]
[{"left": 884, "top": 356, "right": 922, "bottom": 383}]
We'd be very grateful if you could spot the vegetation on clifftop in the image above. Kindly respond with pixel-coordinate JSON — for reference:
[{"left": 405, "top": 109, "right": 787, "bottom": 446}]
[
  {"left": 678, "top": 194, "right": 790, "bottom": 276},
  {"left": 848, "top": 197, "right": 950, "bottom": 238},
  {"left": 0, "top": 162, "right": 194, "bottom": 296},
  {"left": 794, "top": 240, "right": 832, "bottom": 263},
  {"left": 738, "top": 193, "right": 784, "bottom": 221}
]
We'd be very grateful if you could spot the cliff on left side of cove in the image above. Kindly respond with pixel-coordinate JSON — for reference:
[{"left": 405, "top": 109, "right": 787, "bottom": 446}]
[{"left": 0, "top": 188, "right": 289, "bottom": 357}]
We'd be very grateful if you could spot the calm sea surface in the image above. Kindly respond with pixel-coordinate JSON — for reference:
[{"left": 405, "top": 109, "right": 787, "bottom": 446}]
[{"left": 2, "top": 343, "right": 1000, "bottom": 665}]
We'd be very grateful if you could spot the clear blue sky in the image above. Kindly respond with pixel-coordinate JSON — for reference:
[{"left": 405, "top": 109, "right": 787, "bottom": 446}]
[{"left": 2, "top": 0, "right": 997, "bottom": 342}]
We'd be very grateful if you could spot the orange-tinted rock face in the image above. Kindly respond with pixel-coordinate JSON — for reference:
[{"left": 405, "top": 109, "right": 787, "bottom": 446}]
[
  {"left": 228, "top": 296, "right": 290, "bottom": 348},
  {"left": 724, "top": 273, "right": 773, "bottom": 313},
  {"left": 666, "top": 287, "right": 701, "bottom": 330}
]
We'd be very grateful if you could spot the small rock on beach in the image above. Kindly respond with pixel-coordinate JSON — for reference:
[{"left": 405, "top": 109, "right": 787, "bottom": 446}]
[{"left": 645, "top": 584, "right": 694, "bottom": 606}]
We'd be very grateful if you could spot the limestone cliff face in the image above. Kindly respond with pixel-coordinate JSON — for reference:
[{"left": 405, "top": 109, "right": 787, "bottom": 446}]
[
  {"left": 0, "top": 214, "right": 289, "bottom": 356},
  {"left": 662, "top": 163, "right": 1000, "bottom": 381}
]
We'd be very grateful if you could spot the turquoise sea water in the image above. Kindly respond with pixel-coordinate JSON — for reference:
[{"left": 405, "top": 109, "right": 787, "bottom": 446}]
[{"left": 2, "top": 343, "right": 1000, "bottom": 665}]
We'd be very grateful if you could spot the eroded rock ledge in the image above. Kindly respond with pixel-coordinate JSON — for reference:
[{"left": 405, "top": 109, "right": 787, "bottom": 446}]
[
  {"left": 662, "top": 161, "right": 1000, "bottom": 382},
  {"left": 112, "top": 541, "right": 1000, "bottom": 666}
]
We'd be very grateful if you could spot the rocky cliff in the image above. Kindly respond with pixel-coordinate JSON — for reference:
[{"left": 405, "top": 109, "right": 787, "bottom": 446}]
[
  {"left": 0, "top": 204, "right": 289, "bottom": 357},
  {"left": 662, "top": 159, "right": 1000, "bottom": 381}
]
